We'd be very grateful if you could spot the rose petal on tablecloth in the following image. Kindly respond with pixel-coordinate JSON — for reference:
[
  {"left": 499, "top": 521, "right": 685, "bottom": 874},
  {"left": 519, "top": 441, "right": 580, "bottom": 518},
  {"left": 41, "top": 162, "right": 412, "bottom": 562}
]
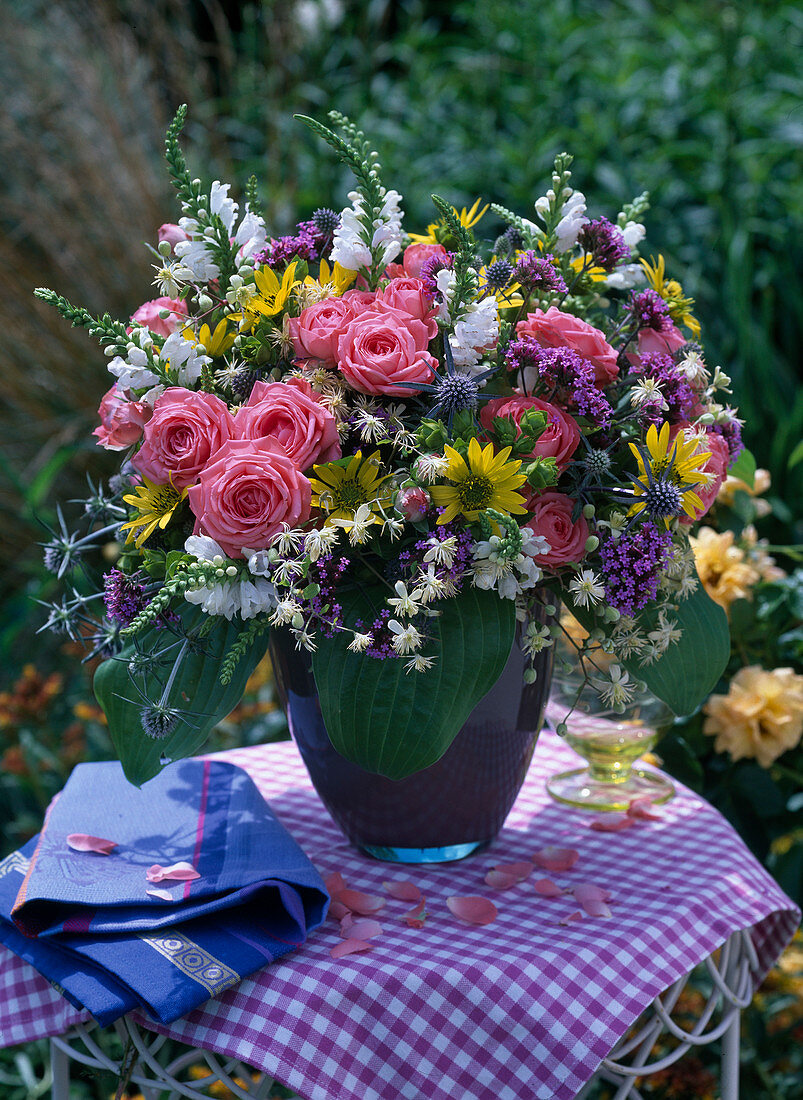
[
  {"left": 574, "top": 884, "right": 612, "bottom": 917},
  {"left": 325, "top": 871, "right": 348, "bottom": 896},
  {"left": 337, "top": 889, "right": 386, "bottom": 915},
  {"left": 145, "top": 887, "right": 174, "bottom": 901},
  {"left": 145, "top": 862, "right": 201, "bottom": 883},
  {"left": 383, "top": 880, "right": 423, "bottom": 902},
  {"left": 534, "top": 878, "right": 564, "bottom": 897},
  {"left": 403, "top": 899, "right": 427, "bottom": 928},
  {"left": 559, "top": 910, "right": 584, "bottom": 925},
  {"left": 447, "top": 896, "right": 498, "bottom": 926},
  {"left": 484, "top": 869, "right": 520, "bottom": 890},
  {"left": 329, "top": 900, "right": 350, "bottom": 921},
  {"left": 330, "top": 939, "right": 373, "bottom": 959},
  {"left": 66, "top": 834, "right": 117, "bottom": 855},
  {"left": 533, "top": 847, "right": 580, "bottom": 871},
  {"left": 340, "top": 919, "right": 383, "bottom": 941}
]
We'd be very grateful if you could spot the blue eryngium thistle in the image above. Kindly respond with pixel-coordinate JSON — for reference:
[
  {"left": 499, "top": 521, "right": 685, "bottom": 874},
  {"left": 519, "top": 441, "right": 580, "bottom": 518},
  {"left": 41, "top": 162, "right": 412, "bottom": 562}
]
[
  {"left": 141, "top": 705, "right": 179, "bottom": 740},
  {"left": 400, "top": 336, "right": 498, "bottom": 428}
]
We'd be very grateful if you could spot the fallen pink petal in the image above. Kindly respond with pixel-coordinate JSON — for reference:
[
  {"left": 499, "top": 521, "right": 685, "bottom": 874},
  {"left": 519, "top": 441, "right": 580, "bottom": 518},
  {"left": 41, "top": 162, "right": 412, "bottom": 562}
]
[
  {"left": 628, "top": 797, "right": 663, "bottom": 820},
  {"left": 66, "top": 834, "right": 117, "bottom": 855},
  {"left": 330, "top": 939, "right": 373, "bottom": 959},
  {"left": 403, "top": 899, "right": 427, "bottom": 928},
  {"left": 582, "top": 897, "right": 612, "bottom": 918},
  {"left": 329, "top": 900, "right": 350, "bottom": 921},
  {"left": 446, "top": 895, "right": 498, "bottom": 926},
  {"left": 573, "top": 883, "right": 612, "bottom": 904},
  {"left": 341, "top": 918, "right": 383, "bottom": 940},
  {"left": 337, "top": 888, "right": 386, "bottom": 915},
  {"left": 145, "top": 861, "right": 201, "bottom": 883},
  {"left": 534, "top": 878, "right": 564, "bottom": 897},
  {"left": 325, "top": 871, "right": 348, "bottom": 896},
  {"left": 533, "top": 847, "right": 580, "bottom": 872},
  {"left": 485, "top": 869, "right": 523, "bottom": 890},
  {"left": 145, "top": 887, "right": 173, "bottom": 901},
  {"left": 590, "top": 814, "right": 633, "bottom": 833},
  {"left": 559, "top": 911, "right": 584, "bottom": 925},
  {"left": 492, "top": 861, "right": 534, "bottom": 880},
  {"left": 382, "top": 880, "right": 423, "bottom": 902}
]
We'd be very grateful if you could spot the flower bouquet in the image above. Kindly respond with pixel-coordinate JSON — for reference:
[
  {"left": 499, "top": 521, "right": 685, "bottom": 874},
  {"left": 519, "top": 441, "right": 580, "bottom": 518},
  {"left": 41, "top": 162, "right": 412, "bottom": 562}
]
[{"left": 39, "top": 108, "right": 736, "bottom": 802}]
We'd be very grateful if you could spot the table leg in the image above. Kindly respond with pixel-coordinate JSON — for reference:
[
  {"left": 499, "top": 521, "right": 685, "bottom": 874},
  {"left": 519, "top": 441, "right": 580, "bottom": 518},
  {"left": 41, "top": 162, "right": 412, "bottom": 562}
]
[
  {"left": 50, "top": 1038, "right": 71, "bottom": 1100},
  {"left": 720, "top": 1009, "right": 740, "bottom": 1100}
]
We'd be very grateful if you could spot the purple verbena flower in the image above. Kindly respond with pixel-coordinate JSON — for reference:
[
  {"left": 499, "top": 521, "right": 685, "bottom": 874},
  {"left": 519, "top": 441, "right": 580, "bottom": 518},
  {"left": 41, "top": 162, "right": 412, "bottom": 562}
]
[
  {"left": 711, "top": 415, "right": 744, "bottom": 459},
  {"left": 627, "top": 289, "right": 673, "bottom": 333},
  {"left": 103, "top": 569, "right": 149, "bottom": 626},
  {"left": 513, "top": 251, "right": 568, "bottom": 295},
  {"left": 577, "top": 218, "right": 631, "bottom": 273},
  {"left": 629, "top": 353, "right": 698, "bottom": 424},
  {"left": 600, "top": 523, "right": 674, "bottom": 617},
  {"left": 505, "top": 338, "right": 613, "bottom": 427}
]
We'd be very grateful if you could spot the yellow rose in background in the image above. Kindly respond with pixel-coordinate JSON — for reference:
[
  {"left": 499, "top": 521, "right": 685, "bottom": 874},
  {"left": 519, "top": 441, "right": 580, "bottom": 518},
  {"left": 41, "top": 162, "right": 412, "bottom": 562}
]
[
  {"left": 691, "top": 527, "right": 761, "bottom": 612},
  {"left": 703, "top": 666, "right": 803, "bottom": 767}
]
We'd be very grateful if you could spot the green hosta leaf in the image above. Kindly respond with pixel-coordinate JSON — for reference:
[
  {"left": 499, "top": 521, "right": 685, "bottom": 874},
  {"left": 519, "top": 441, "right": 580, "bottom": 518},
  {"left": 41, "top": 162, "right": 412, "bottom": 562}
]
[
  {"left": 311, "top": 584, "right": 517, "bottom": 779},
  {"left": 628, "top": 580, "right": 730, "bottom": 717},
  {"left": 727, "top": 447, "right": 756, "bottom": 487},
  {"left": 93, "top": 607, "right": 269, "bottom": 787}
]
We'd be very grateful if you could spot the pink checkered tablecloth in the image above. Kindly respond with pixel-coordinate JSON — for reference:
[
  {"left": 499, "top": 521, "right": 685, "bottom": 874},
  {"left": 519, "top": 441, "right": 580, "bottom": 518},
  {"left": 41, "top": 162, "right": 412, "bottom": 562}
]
[{"left": 0, "top": 730, "right": 798, "bottom": 1100}]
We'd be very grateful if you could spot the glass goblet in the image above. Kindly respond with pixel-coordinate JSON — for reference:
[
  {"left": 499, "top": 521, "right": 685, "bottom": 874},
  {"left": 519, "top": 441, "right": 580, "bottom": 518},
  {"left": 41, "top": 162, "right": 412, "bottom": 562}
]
[{"left": 545, "top": 679, "right": 675, "bottom": 812}]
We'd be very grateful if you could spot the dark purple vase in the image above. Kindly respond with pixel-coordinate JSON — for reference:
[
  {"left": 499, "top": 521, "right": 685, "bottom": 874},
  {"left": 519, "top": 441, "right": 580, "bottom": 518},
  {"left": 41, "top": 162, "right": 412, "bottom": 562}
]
[{"left": 269, "top": 622, "right": 554, "bottom": 863}]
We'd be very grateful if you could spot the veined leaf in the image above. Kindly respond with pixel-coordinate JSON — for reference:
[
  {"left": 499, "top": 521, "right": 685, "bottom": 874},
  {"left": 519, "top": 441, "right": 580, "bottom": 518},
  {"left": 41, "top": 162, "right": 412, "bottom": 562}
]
[
  {"left": 311, "top": 584, "right": 517, "bottom": 779},
  {"left": 94, "top": 607, "right": 269, "bottom": 786}
]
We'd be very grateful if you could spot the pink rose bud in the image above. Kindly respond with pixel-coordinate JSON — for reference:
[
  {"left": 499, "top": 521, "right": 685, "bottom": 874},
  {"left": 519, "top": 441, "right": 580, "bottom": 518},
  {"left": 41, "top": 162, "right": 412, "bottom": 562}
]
[
  {"left": 157, "top": 223, "right": 189, "bottom": 249},
  {"left": 396, "top": 486, "right": 431, "bottom": 522}
]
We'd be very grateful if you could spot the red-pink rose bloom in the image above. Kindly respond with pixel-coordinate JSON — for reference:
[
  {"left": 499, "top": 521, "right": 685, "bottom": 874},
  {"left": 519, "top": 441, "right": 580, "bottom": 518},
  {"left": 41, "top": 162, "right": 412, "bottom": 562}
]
[
  {"left": 188, "top": 437, "right": 312, "bottom": 558},
  {"left": 130, "top": 297, "right": 188, "bottom": 339},
  {"left": 516, "top": 306, "right": 619, "bottom": 387},
  {"left": 132, "top": 389, "right": 234, "bottom": 489},
  {"left": 234, "top": 379, "right": 340, "bottom": 470},
  {"left": 480, "top": 395, "right": 580, "bottom": 471},
  {"left": 402, "top": 242, "right": 448, "bottom": 278},
  {"left": 638, "top": 323, "right": 686, "bottom": 358},
  {"left": 336, "top": 307, "right": 438, "bottom": 396},
  {"left": 670, "top": 425, "right": 730, "bottom": 523},
  {"left": 395, "top": 486, "right": 431, "bottom": 522},
  {"left": 157, "top": 223, "right": 189, "bottom": 249},
  {"left": 93, "top": 386, "right": 152, "bottom": 451},
  {"left": 341, "top": 288, "right": 378, "bottom": 314},
  {"left": 288, "top": 296, "right": 353, "bottom": 366},
  {"left": 379, "top": 277, "right": 439, "bottom": 340},
  {"left": 525, "top": 491, "right": 590, "bottom": 569}
]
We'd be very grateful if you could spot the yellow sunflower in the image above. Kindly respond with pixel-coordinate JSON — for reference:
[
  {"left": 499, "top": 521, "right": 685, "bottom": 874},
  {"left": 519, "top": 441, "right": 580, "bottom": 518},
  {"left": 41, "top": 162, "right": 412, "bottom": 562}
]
[
  {"left": 121, "top": 477, "right": 188, "bottom": 547},
  {"left": 308, "top": 451, "right": 390, "bottom": 522},
  {"left": 407, "top": 197, "right": 489, "bottom": 245},
  {"left": 429, "top": 438, "right": 528, "bottom": 525},
  {"left": 640, "top": 255, "right": 701, "bottom": 338},
  {"left": 628, "top": 422, "right": 710, "bottom": 526}
]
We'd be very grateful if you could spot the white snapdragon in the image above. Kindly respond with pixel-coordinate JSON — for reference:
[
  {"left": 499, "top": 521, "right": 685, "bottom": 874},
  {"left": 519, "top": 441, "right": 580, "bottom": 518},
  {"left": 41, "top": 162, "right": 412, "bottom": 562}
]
[
  {"left": 330, "top": 187, "right": 405, "bottom": 272},
  {"left": 174, "top": 224, "right": 221, "bottom": 283},
  {"left": 209, "top": 181, "right": 238, "bottom": 233},
  {"left": 159, "top": 332, "right": 211, "bottom": 387},
  {"left": 182, "top": 536, "right": 278, "bottom": 621},
  {"left": 449, "top": 297, "right": 499, "bottom": 372},
  {"left": 605, "top": 263, "right": 645, "bottom": 290},
  {"left": 108, "top": 333, "right": 160, "bottom": 393},
  {"left": 535, "top": 189, "right": 588, "bottom": 251},
  {"left": 621, "top": 221, "right": 646, "bottom": 248},
  {"left": 234, "top": 209, "right": 269, "bottom": 262}
]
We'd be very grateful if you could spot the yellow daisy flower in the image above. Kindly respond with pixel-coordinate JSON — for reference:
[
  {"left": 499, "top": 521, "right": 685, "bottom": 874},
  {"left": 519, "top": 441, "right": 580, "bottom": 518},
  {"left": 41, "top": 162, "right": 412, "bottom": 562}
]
[
  {"left": 231, "top": 261, "right": 300, "bottom": 332},
  {"left": 640, "top": 255, "right": 701, "bottom": 338},
  {"left": 408, "top": 197, "right": 489, "bottom": 245},
  {"left": 121, "top": 477, "right": 188, "bottom": 548},
  {"left": 628, "top": 422, "right": 710, "bottom": 526},
  {"left": 569, "top": 255, "right": 608, "bottom": 283},
  {"left": 182, "top": 319, "right": 237, "bottom": 357},
  {"left": 309, "top": 450, "right": 390, "bottom": 522},
  {"left": 429, "top": 438, "right": 528, "bottom": 525}
]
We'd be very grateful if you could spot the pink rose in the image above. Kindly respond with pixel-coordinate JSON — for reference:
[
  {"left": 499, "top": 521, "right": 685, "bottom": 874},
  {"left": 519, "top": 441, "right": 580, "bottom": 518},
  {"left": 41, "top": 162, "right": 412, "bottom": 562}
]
[
  {"left": 234, "top": 379, "right": 341, "bottom": 470},
  {"left": 93, "top": 386, "right": 152, "bottom": 451},
  {"left": 188, "top": 437, "right": 311, "bottom": 558},
  {"left": 132, "top": 389, "right": 235, "bottom": 488},
  {"left": 671, "top": 426, "right": 730, "bottom": 523},
  {"left": 480, "top": 395, "right": 580, "bottom": 471},
  {"left": 379, "top": 277, "right": 439, "bottom": 340},
  {"left": 525, "top": 491, "right": 590, "bottom": 568},
  {"left": 157, "top": 223, "right": 189, "bottom": 249},
  {"left": 341, "top": 288, "right": 378, "bottom": 314},
  {"left": 288, "top": 297, "right": 353, "bottom": 366},
  {"left": 517, "top": 306, "right": 619, "bottom": 387},
  {"left": 403, "top": 242, "right": 448, "bottom": 279},
  {"left": 130, "top": 297, "right": 189, "bottom": 339},
  {"left": 395, "top": 486, "right": 431, "bottom": 522},
  {"left": 336, "top": 307, "right": 438, "bottom": 396},
  {"left": 638, "top": 324, "right": 686, "bottom": 358}
]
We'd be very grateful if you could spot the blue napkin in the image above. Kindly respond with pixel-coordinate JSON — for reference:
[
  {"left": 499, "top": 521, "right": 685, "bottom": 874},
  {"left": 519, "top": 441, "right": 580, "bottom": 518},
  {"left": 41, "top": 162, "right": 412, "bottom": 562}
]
[{"left": 0, "top": 759, "right": 328, "bottom": 1025}]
